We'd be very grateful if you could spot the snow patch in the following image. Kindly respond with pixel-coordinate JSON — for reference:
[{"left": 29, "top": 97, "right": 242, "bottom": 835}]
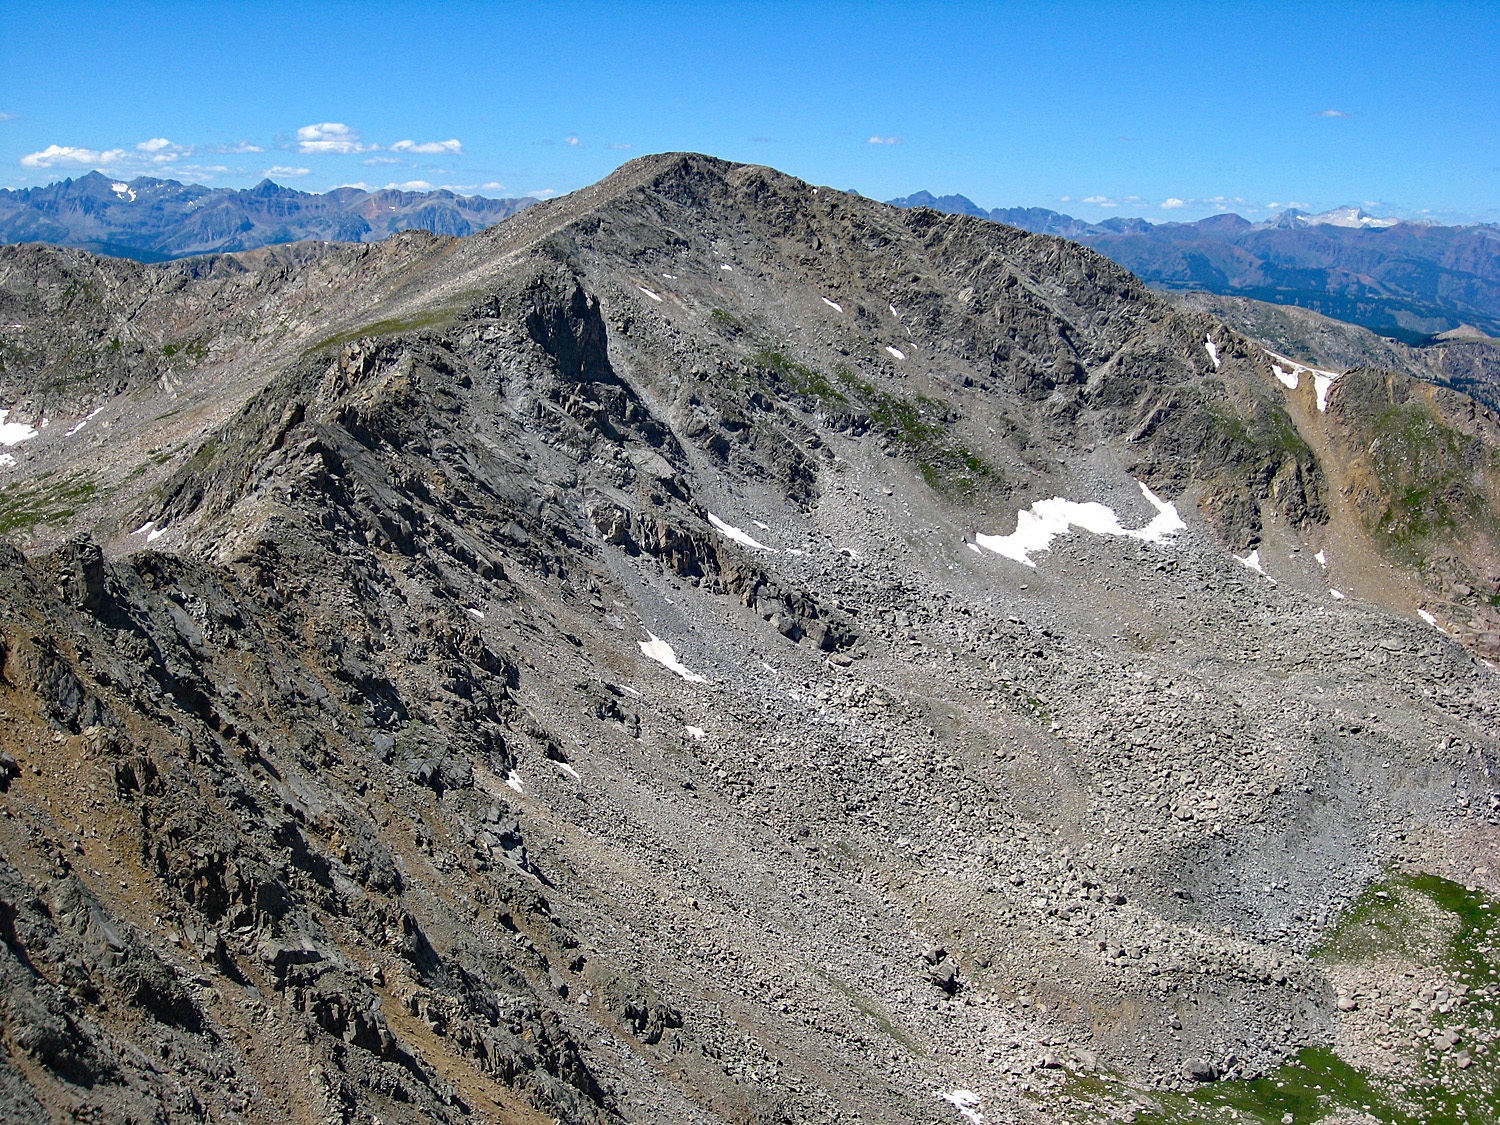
[
  {"left": 111, "top": 182, "right": 136, "bottom": 202},
  {"left": 0, "top": 409, "right": 38, "bottom": 446},
  {"left": 885, "top": 346, "right": 906, "bottom": 360},
  {"left": 147, "top": 525, "right": 168, "bottom": 542},
  {"left": 637, "top": 285, "right": 663, "bottom": 302},
  {"left": 638, "top": 631, "right": 707, "bottom": 684},
  {"left": 685, "top": 726, "right": 706, "bottom": 741},
  {"left": 0, "top": 454, "right": 14, "bottom": 468},
  {"left": 1266, "top": 351, "right": 1342, "bottom": 409},
  {"left": 1330, "top": 589, "right": 1346, "bottom": 600},
  {"left": 1313, "top": 372, "right": 1338, "bottom": 411},
  {"left": 821, "top": 297, "right": 843, "bottom": 312},
  {"left": 889, "top": 304, "right": 899, "bottom": 318},
  {"left": 466, "top": 607, "right": 485, "bottom": 621},
  {"left": 974, "top": 481, "right": 1185, "bottom": 567},
  {"left": 1314, "top": 549, "right": 1327, "bottom": 568},
  {"left": 1418, "top": 609, "right": 1444, "bottom": 632},
  {"left": 505, "top": 770, "right": 524, "bottom": 793},
  {"left": 556, "top": 761, "right": 580, "bottom": 780},
  {"left": 1204, "top": 336, "right": 1221, "bottom": 369},
  {"left": 720, "top": 263, "right": 733, "bottom": 271},
  {"left": 64, "top": 406, "right": 104, "bottom": 437},
  {"left": 708, "top": 511, "right": 773, "bottom": 551},
  {"left": 939, "top": 1090, "right": 984, "bottom": 1124},
  {"left": 1234, "top": 549, "right": 1276, "bottom": 583}
]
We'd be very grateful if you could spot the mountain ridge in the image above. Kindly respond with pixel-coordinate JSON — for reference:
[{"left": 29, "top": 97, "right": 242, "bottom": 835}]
[
  {"left": 0, "top": 170, "right": 536, "bottom": 261},
  {"left": 887, "top": 190, "right": 1500, "bottom": 342}
]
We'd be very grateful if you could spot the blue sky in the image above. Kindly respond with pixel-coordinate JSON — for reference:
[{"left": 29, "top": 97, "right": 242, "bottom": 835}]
[{"left": 2, "top": 0, "right": 1496, "bottom": 223}]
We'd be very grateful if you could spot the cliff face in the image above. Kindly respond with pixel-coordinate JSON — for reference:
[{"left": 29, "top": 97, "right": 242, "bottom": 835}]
[{"left": 0, "top": 154, "right": 1497, "bottom": 1124}]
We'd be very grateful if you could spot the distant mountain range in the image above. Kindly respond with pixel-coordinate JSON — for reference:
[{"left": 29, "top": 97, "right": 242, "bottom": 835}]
[
  {"left": 888, "top": 191, "right": 1500, "bottom": 344},
  {"left": 0, "top": 171, "right": 536, "bottom": 261}
]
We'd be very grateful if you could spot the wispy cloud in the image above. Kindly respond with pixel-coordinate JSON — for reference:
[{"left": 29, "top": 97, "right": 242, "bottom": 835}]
[
  {"left": 264, "top": 165, "right": 310, "bottom": 178},
  {"left": 1312, "top": 108, "right": 1350, "bottom": 118},
  {"left": 1161, "top": 197, "right": 1186, "bottom": 209},
  {"left": 389, "top": 138, "right": 463, "bottom": 156},
  {"left": 384, "top": 179, "right": 434, "bottom": 191},
  {"left": 565, "top": 135, "right": 582, "bottom": 147},
  {"left": 211, "top": 142, "right": 265, "bottom": 154},
  {"left": 362, "top": 156, "right": 409, "bottom": 166},
  {"left": 0, "top": 113, "right": 17, "bottom": 123},
  {"left": 607, "top": 142, "right": 633, "bottom": 151},
  {"left": 750, "top": 136, "right": 773, "bottom": 143},
  {"left": 295, "top": 122, "right": 376, "bottom": 154},
  {"left": 867, "top": 135, "right": 904, "bottom": 145}
]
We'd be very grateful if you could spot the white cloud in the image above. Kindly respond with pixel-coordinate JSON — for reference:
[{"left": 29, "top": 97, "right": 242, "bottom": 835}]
[
  {"left": 867, "top": 135, "right": 904, "bottom": 145},
  {"left": 390, "top": 138, "right": 463, "bottom": 155},
  {"left": 1082, "top": 194, "right": 1117, "bottom": 207},
  {"left": 565, "top": 135, "right": 581, "bottom": 147},
  {"left": 362, "top": 156, "right": 409, "bottom": 166},
  {"left": 607, "top": 142, "right": 633, "bottom": 150},
  {"left": 1313, "top": 108, "right": 1350, "bottom": 118},
  {"left": 1161, "top": 197, "right": 1185, "bottom": 209},
  {"left": 212, "top": 141, "right": 264, "bottom": 154},
  {"left": 264, "top": 165, "right": 310, "bottom": 178},
  {"left": 137, "top": 137, "right": 173, "bottom": 152},
  {"left": 526, "top": 188, "right": 559, "bottom": 199},
  {"left": 384, "top": 179, "right": 433, "bottom": 191},
  {"left": 20, "top": 144, "right": 128, "bottom": 169},
  {"left": 295, "top": 122, "right": 375, "bottom": 154},
  {"left": 0, "top": 113, "right": 17, "bottom": 123}
]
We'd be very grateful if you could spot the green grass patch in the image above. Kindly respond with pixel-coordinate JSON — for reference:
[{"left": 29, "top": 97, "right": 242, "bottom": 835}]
[
  {"left": 0, "top": 474, "right": 101, "bottom": 535},
  {"left": 1116, "top": 873, "right": 1500, "bottom": 1125},
  {"left": 806, "top": 965, "right": 919, "bottom": 1053},
  {"left": 305, "top": 307, "right": 459, "bottom": 355}
]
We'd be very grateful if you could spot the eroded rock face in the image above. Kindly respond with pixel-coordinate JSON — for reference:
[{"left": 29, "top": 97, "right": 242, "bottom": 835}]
[{"left": 0, "top": 153, "right": 1498, "bottom": 1123}]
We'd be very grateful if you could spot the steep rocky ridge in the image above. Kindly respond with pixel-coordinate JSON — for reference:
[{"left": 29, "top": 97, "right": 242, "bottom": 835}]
[{"left": 0, "top": 154, "right": 1498, "bottom": 1124}]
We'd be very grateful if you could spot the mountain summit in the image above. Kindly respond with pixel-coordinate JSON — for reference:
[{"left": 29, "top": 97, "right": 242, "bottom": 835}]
[{"left": 0, "top": 153, "right": 1497, "bottom": 1124}]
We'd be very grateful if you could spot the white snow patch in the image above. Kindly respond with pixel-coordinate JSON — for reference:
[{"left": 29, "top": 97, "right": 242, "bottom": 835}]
[
  {"left": 975, "top": 481, "right": 1185, "bottom": 567},
  {"left": 889, "top": 304, "right": 899, "bottom": 318},
  {"left": 466, "top": 607, "right": 485, "bottom": 621},
  {"left": 0, "top": 453, "right": 14, "bottom": 468},
  {"left": 1313, "top": 372, "right": 1337, "bottom": 411},
  {"left": 1314, "top": 549, "right": 1327, "bottom": 568},
  {"left": 637, "top": 285, "right": 663, "bottom": 302},
  {"left": 662, "top": 273, "right": 676, "bottom": 279},
  {"left": 1330, "top": 589, "right": 1346, "bottom": 600},
  {"left": 708, "top": 511, "right": 773, "bottom": 551},
  {"left": 885, "top": 345, "right": 906, "bottom": 360},
  {"left": 111, "top": 182, "right": 136, "bottom": 202},
  {"left": 505, "top": 770, "right": 524, "bottom": 793},
  {"left": 1234, "top": 549, "right": 1276, "bottom": 582},
  {"left": 720, "top": 263, "right": 733, "bottom": 271},
  {"left": 821, "top": 297, "right": 843, "bottom": 312},
  {"left": 939, "top": 1090, "right": 985, "bottom": 1124},
  {"left": 638, "top": 631, "right": 707, "bottom": 684},
  {"left": 64, "top": 406, "right": 104, "bottom": 437},
  {"left": 1418, "top": 609, "right": 1443, "bottom": 631},
  {"left": 0, "top": 409, "right": 38, "bottom": 446},
  {"left": 685, "top": 725, "right": 706, "bottom": 741},
  {"left": 1204, "top": 336, "right": 1221, "bottom": 369},
  {"left": 132, "top": 521, "right": 156, "bottom": 536},
  {"left": 966, "top": 542, "right": 982, "bottom": 554},
  {"left": 752, "top": 519, "right": 771, "bottom": 530},
  {"left": 147, "top": 525, "right": 168, "bottom": 542},
  {"left": 1266, "top": 351, "right": 1342, "bottom": 409}
]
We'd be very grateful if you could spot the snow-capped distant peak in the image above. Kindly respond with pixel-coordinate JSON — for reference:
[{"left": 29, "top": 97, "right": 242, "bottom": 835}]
[{"left": 1303, "top": 206, "right": 1397, "bottom": 229}]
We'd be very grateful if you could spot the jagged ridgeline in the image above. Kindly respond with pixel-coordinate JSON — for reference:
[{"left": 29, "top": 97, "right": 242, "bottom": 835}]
[{"left": 0, "top": 153, "right": 1497, "bottom": 1124}]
